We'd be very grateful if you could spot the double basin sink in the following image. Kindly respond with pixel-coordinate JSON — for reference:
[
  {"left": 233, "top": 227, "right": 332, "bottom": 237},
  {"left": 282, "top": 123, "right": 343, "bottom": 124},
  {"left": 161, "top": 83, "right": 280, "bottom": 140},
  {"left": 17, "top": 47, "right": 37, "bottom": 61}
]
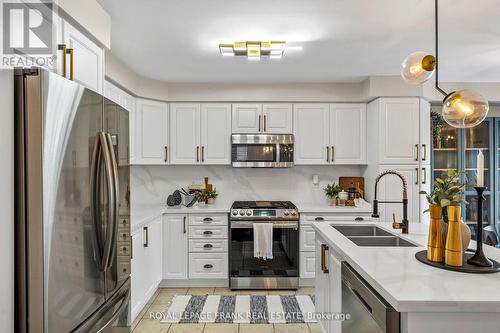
[{"left": 332, "top": 225, "right": 417, "bottom": 247}]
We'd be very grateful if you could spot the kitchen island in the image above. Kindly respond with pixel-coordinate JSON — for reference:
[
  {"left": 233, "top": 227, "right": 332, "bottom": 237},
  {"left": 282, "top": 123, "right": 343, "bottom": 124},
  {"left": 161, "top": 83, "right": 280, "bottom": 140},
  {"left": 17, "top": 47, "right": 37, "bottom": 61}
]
[{"left": 312, "top": 221, "right": 500, "bottom": 333}]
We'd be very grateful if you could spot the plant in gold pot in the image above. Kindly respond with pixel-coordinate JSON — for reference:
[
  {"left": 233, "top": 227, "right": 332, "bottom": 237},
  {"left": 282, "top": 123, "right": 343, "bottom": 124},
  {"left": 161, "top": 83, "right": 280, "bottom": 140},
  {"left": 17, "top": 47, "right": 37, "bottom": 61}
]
[
  {"left": 420, "top": 170, "right": 470, "bottom": 265},
  {"left": 324, "top": 182, "right": 342, "bottom": 206}
]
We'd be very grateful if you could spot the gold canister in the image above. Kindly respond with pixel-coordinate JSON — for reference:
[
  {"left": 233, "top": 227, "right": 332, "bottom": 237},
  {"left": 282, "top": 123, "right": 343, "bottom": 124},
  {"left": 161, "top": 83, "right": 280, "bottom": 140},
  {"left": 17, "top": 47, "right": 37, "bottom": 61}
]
[
  {"left": 445, "top": 206, "right": 463, "bottom": 266},
  {"left": 427, "top": 204, "right": 444, "bottom": 262}
]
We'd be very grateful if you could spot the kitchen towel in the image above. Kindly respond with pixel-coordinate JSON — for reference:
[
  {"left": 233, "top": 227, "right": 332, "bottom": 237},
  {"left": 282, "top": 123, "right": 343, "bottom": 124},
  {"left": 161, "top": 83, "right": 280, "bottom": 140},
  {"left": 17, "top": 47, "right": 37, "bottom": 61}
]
[{"left": 253, "top": 222, "right": 273, "bottom": 259}]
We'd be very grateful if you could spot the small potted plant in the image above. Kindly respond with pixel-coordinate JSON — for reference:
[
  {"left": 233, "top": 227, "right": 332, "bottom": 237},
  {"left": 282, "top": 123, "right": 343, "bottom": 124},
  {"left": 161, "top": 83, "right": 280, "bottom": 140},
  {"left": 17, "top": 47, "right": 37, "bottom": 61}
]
[
  {"left": 420, "top": 170, "right": 470, "bottom": 261},
  {"left": 202, "top": 188, "right": 218, "bottom": 204},
  {"left": 324, "top": 182, "right": 342, "bottom": 206}
]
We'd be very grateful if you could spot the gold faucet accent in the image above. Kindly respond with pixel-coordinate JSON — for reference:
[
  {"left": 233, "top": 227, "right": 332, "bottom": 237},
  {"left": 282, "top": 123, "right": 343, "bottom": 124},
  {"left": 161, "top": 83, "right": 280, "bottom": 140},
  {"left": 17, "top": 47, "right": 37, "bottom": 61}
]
[{"left": 392, "top": 213, "right": 403, "bottom": 230}]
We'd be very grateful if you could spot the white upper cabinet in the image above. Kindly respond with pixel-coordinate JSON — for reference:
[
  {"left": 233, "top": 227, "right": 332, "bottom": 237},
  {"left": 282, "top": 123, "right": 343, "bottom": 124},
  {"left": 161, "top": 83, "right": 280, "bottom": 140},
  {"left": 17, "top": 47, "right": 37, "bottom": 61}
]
[
  {"left": 294, "top": 103, "right": 366, "bottom": 165},
  {"left": 135, "top": 99, "right": 169, "bottom": 165},
  {"left": 170, "top": 103, "right": 231, "bottom": 165},
  {"left": 378, "top": 98, "right": 420, "bottom": 164},
  {"left": 330, "top": 103, "right": 366, "bottom": 164},
  {"left": 170, "top": 104, "right": 201, "bottom": 165},
  {"left": 419, "top": 99, "right": 431, "bottom": 165},
  {"left": 232, "top": 103, "right": 293, "bottom": 133},
  {"left": 62, "top": 21, "right": 104, "bottom": 94},
  {"left": 201, "top": 104, "right": 232, "bottom": 164},
  {"left": 262, "top": 104, "right": 293, "bottom": 133},
  {"left": 232, "top": 103, "right": 262, "bottom": 133},
  {"left": 294, "top": 104, "right": 330, "bottom": 165}
]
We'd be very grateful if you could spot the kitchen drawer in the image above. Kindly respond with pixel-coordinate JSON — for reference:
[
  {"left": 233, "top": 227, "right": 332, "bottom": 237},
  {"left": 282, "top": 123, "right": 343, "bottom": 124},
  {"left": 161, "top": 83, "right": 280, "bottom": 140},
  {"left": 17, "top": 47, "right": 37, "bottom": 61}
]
[
  {"left": 189, "top": 253, "right": 228, "bottom": 279},
  {"left": 300, "top": 226, "right": 316, "bottom": 252},
  {"left": 301, "top": 214, "right": 372, "bottom": 225},
  {"left": 189, "top": 239, "right": 228, "bottom": 253},
  {"left": 189, "top": 214, "right": 228, "bottom": 226},
  {"left": 300, "top": 252, "right": 316, "bottom": 279},
  {"left": 189, "top": 226, "right": 227, "bottom": 239}
]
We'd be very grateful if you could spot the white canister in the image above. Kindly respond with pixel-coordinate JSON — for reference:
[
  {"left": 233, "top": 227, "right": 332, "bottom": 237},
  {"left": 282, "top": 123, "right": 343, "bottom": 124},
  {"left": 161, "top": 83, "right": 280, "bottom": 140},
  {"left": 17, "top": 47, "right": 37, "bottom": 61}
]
[{"left": 338, "top": 190, "right": 348, "bottom": 206}]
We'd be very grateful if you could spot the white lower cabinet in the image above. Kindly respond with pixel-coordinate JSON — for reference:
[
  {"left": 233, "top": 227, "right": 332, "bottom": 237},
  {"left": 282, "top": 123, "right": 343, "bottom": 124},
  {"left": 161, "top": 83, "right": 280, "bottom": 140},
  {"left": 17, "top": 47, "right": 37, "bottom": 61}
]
[
  {"left": 315, "top": 236, "right": 342, "bottom": 333},
  {"left": 163, "top": 215, "right": 188, "bottom": 279},
  {"left": 189, "top": 253, "right": 228, "bottom": 279},
  {"left": 131, "top": 216, "right": 163, "bottom": 321},
  {"left": 300, "top": 212, "right": 372, "bottom": 281},
  {"left": 188, "top": 214, "right": 228, "bottom": 280},
  {"left": 300, "top": 252, "right": 316, "bottom": 279}
]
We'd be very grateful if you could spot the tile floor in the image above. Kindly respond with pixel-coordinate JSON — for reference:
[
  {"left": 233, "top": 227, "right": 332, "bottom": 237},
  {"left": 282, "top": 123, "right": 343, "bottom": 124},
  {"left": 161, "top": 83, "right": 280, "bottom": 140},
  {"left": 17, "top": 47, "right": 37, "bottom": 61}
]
[{"left": 132, "top": 287, "right": 320, "bottom": 333}]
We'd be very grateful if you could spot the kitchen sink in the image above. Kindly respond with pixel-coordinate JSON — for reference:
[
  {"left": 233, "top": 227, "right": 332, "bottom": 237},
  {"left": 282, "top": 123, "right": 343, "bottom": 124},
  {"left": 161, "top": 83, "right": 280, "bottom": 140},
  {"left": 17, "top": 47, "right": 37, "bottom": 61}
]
[
  {"left": 332, "top": 225, "right": 394, "bottom": 237},
  {"left": 347, "top": 236, "right": 417, "bottom": 247}
]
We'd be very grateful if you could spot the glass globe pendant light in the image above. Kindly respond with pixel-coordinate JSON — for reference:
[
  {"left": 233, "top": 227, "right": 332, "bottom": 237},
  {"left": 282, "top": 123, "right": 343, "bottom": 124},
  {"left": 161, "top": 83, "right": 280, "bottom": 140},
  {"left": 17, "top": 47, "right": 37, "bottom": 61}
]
[
  {"left": 442, "top": 90, "right": 489, "bottom": 128},
  {"left": 401, "top": 0, "right": 489, "bottom": 128},
  {"left": 401, "top": 52, "right": 435, "bottom": 84}
]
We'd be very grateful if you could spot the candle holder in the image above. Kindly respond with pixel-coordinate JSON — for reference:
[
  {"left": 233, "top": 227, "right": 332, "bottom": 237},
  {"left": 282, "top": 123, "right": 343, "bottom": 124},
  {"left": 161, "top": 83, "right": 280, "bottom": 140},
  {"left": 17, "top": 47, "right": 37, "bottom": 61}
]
[{"left": 467, "top": 186, "right": 493, "bottom": 267}]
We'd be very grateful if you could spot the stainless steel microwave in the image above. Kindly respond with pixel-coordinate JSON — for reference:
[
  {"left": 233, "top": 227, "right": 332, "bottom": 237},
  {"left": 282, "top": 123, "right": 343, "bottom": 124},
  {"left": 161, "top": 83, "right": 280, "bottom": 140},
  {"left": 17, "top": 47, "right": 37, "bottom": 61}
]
[{"left": 231, "top": 134, "right": 294, "bottom": 168}]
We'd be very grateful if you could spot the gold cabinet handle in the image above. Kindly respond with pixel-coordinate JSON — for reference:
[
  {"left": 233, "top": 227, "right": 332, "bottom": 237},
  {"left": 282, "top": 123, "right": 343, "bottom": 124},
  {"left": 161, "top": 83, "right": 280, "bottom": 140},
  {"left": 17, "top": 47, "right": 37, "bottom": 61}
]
[
  {"left": 326, "top": 146, "right": 330, "bottom": 162},
  {"left": 320, "top": 244, "right": 329, "bottom": 273},
  {"left": 183, "top": 216, "right": 187, "bottom": 234},
  {"left": 196, "top": 146, "right": 199, "bottom": 162},
  {"left": 264, "top": 115, "right": 267, "bottom": 132},
  {"left": 422, "top": 167, "right": 427, "bottom": 184},
  {"left": 422, "top": 144, "right": 427, "bottom": 161},
  {"left": 415, "top": 167, "right": 419, "bottom": 185},
  {"left": 415, "top": 144, "right": 419, "bottom": 161},
  {"left": 202, "top": 146, "right": 205, "bottom": 162},
  {"left": 164, "top": 146, "right": 168, "bottom": 162},
  {"left": 66, "top": 48, "right": 74, "bottom": 80},
  {"left": 58, "top": 44, "right": 67, "bottom": 77},
  {"left": 258, "top": 115, "right": 262, "bottom": 132},
  {"left": 331, "top": 146, "right": 335, "bottom": 162},
  {"left": 143, "top": 226, "right": 148, "bottom": 247}
]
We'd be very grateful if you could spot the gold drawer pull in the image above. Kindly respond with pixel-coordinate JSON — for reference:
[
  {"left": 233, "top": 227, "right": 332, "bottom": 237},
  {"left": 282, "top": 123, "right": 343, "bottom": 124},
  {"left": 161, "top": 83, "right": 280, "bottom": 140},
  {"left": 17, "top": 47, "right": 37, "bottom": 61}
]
[{"left": 320, "top": 244, "right": 329, "bottom": 273}]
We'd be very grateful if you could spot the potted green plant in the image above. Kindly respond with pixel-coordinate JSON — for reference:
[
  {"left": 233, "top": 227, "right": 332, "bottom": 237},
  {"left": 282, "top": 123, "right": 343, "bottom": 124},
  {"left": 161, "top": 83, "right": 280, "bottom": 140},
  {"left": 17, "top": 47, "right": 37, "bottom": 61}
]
[
  {"left": 324, "top": 182, "right": 342, "bottom": 206},
  {"left": 202, "top": 188, "right": 218, "bottom": 204},
  {"left": 431, "top": 111, "right": 445, "bottom": 148},
  {"left": 420, "top": 170, "right": 470, "bottom": 252}
]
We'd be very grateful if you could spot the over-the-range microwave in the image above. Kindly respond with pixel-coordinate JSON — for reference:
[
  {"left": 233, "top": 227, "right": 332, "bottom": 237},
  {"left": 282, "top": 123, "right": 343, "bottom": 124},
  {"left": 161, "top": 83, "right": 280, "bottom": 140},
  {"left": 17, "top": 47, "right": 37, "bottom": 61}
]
[{"left": 231, "top": 134, "right": 294, "bottom": 168}]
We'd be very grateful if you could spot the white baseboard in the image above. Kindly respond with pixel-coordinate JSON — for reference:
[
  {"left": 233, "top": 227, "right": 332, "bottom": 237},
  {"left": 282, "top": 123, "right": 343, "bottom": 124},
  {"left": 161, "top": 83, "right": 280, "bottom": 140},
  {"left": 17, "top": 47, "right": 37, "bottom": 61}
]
[{"left": 159, "top": 279, "right": 229, "bottom": 288}]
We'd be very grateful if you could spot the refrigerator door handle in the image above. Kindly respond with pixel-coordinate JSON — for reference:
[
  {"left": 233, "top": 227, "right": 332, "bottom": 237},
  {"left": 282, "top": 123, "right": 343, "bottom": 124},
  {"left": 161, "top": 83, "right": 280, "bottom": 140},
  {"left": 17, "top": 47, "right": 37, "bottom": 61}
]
[
  {"left": 98, "top": 132, "right": 119, "bottom": 271},
  {"left": 90, "top": 134, "right": 105, "bottom": 270},
  {"left": 103, "top": 132, "right": 120, "bottom": 270}
]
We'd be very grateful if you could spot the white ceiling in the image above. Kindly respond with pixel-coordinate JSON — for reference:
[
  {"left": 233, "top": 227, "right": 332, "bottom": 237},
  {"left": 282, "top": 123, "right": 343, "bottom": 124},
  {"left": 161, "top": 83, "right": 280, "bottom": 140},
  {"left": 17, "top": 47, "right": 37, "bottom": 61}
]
[{"left": 98, "top": 0, "right": 500, "bottom": 83}]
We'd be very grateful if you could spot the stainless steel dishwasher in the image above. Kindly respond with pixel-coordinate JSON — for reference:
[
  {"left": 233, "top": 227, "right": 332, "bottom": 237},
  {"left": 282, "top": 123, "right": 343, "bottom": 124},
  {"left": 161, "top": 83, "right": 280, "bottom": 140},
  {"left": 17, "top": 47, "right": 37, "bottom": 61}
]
[{"left": 341, "top": 262, "right": 400, "bottom": 333}]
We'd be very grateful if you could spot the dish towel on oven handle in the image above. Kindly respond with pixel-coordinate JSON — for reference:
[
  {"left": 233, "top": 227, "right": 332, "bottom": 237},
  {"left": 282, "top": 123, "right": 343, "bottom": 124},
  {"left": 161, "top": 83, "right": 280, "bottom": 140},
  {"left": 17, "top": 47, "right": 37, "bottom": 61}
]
[{"left": 253, "top": 222, "right": 273, "bottom": 259}]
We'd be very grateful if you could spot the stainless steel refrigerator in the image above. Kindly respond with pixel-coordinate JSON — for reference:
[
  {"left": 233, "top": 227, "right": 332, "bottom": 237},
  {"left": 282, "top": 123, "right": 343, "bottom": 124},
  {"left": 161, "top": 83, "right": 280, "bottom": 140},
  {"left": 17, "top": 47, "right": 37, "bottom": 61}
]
[{"left": 14, "top": 67, "right": 131, "bottom": 333}]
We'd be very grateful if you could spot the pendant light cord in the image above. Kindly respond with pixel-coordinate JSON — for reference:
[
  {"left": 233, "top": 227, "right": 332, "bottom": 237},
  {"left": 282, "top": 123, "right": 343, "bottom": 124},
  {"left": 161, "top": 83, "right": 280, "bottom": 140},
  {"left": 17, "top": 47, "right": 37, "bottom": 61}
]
[{"left": 435, "top": 0, "right": 447, "bottom": 96}]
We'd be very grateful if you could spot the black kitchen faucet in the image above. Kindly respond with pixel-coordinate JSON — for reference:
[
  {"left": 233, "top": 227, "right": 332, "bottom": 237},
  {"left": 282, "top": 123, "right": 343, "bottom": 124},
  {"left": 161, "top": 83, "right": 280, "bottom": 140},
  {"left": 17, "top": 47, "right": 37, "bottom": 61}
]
[{"left": 371, "top": 170, "right": 409, "bottom": 234}]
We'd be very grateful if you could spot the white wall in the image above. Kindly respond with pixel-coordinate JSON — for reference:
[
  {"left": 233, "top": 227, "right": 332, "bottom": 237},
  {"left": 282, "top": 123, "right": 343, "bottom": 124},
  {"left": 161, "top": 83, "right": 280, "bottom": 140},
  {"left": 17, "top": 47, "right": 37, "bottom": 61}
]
[
  {"left": 130, "top": 165, "right": 362, "bottom": 224},
  {"left": 0, "top": 70, "right": 14, "bottom": 333}
]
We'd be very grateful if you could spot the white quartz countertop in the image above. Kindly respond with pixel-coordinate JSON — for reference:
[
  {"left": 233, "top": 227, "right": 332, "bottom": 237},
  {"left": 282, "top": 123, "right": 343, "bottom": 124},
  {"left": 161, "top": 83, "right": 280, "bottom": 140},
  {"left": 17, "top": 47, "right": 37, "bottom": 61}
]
[
  {"left": 298, "top": 204, "right": 372, "bottom": 214},
  {"left": 312, "top": 221, "right": 500, "bottom": 313},
  {"left": 163, "top": 203, "right": 231, "bottom": 214}
]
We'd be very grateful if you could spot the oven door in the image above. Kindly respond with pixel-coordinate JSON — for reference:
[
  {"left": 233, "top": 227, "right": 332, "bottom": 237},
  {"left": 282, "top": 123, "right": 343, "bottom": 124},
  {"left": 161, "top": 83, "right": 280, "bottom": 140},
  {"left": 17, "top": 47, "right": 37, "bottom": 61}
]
[{"left": 229, "top": 221, "right": 299, "bottom": 283}]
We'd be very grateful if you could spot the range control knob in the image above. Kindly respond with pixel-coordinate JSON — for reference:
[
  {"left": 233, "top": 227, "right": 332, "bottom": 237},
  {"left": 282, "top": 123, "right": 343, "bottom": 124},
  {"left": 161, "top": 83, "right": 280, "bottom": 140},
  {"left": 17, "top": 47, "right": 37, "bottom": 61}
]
[
  {"left": 232, "top": 210, "right": 238, "bottom": 216},
  {"left": 291, "top": 210, "right": 297, "bottom": 216},
  {"left": 239, "top": 210, "right": 245, "bottom": 216},
  {"left": 246, "top": 210, "right": 252, "bottom": 216},
  {"left": 283, "top": 210, "right": 290, "bottom": 216}
]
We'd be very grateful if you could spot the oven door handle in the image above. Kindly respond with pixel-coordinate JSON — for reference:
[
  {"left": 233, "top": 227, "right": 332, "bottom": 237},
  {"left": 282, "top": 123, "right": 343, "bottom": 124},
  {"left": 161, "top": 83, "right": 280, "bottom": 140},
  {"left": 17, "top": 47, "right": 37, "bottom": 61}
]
[{"left": 230, "top": 221, "right": 298, "bottom": 229}]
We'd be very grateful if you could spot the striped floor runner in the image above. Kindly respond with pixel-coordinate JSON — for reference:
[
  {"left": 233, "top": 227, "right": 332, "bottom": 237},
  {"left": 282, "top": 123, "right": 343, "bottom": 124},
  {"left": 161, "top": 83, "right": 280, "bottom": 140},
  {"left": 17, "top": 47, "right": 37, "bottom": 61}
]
[{"left": 161, "top": 294, "right": 316, "bottom": 324}]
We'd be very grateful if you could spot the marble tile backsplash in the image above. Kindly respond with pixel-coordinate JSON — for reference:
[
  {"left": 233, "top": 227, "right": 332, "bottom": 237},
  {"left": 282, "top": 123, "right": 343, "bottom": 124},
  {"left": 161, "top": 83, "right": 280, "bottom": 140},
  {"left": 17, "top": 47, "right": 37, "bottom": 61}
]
[{"left": 131, "top": 165, "right": 363, "bottom": 209}]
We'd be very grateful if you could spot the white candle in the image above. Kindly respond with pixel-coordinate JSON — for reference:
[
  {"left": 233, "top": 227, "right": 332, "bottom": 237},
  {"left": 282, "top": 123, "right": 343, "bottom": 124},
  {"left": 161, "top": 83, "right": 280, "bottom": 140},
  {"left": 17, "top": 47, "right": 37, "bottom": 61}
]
[{"left": 477, "top": 150, "right": 484, "bottom": 187}]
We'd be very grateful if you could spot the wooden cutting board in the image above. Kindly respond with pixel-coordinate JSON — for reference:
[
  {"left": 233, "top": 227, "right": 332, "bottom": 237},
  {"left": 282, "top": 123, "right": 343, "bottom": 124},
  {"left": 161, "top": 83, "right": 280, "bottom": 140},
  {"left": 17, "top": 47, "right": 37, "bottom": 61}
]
[{"left": 339, "top": 177, "right": 365, "bottom": 199}]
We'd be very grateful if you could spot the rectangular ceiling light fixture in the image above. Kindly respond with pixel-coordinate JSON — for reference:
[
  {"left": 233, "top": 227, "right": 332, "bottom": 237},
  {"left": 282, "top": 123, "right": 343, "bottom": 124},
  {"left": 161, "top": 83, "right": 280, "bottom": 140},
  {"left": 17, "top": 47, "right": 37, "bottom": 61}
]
[{"left": 219, "top": 41, "right": 286, "bottom": 59}]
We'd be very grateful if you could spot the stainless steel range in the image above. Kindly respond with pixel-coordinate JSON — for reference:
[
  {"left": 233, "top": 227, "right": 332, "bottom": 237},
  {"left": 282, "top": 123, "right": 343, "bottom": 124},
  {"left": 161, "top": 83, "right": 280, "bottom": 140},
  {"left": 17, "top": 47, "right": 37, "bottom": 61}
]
[{"left": 229, "top": 201, "right": 299, "bottom": 290}]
